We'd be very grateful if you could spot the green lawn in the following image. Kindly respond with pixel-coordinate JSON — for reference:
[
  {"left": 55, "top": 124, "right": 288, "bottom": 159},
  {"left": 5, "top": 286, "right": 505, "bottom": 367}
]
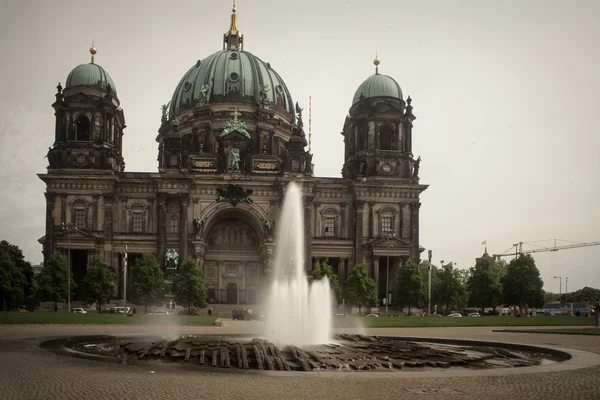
[
  {"left": 498, "top": 327, "right": 600, "bottom": 335},
  {"left": 0, "top": 312, "right": 216, "bottom": 326},
  {"left": 1, "top": 313, "right": 596, "bottom": 329},
  {"left": 334, "top": 315, "right": 598, "bottom": 328}
]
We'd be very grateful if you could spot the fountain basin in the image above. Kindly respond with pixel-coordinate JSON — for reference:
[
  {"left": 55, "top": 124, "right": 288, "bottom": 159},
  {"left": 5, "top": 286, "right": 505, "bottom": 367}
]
[{"left": 41, "top": 334, "right": 570, "bottom": 374}]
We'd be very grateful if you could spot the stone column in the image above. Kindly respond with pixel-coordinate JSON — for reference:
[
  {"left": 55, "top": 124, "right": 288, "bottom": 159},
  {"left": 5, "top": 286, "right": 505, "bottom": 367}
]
[
  {"left": 373, "top": 256, "right": 380, "bottom": 299},
  {"left": 368, "top": 201, "right": 375, "bottom": 238},
  {"left": 92, "top": 195, "right": 99, "bottom": 231},
  {"left": 341, "top": 203, "right": 347, "bottom": 239},
  {"left": 103, "top": 195, "right": 114, "bottom": 268},
  {"left": 354, "top": 201, "right": 365, "bottom": 265},
  {"left": 157, "top": 194, "right": 166, "bottom": 266},
  {"left": 44, "top": 193, "right": 55, "bottom": 262},
  {"left": 180, "top": 194, "right": 189, "bottom": 261},
  {"left": 402, "top": 203, "right": 411, "bottom": 239},
  {"left": 411, "top": 202, "right": 421, "bottom": 262},
  {"left": 147, "top": 197, "right": 155, "bottom": 234},
  {"left": 120, "top": 197, "right": 128, "bottom": 232},
  {"left": 60, "top": 194, "right": 67, "bottom": 224},
  {"left": 304, "top": 197, "right": 313, "bottom": 272}
]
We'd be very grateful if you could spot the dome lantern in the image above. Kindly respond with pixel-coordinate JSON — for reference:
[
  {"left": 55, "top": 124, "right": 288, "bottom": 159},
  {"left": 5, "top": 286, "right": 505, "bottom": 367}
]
[{"left": 224, "top": 0, "right": 243, "bottom": 51}]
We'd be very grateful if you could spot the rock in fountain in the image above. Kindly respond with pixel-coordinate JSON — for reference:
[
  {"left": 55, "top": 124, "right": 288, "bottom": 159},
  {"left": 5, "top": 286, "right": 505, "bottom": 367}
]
[{"left": 263, "top": 182, "right": 333, "bottom": 345}]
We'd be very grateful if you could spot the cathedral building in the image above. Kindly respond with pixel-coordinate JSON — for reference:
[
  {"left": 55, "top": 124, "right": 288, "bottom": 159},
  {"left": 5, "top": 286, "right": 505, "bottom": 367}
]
[{"left": 38, "top": 5, "right": 428, "bottom": 305}]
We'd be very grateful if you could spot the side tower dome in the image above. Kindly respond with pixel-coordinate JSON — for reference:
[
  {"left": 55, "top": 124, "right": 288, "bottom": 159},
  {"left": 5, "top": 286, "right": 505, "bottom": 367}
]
[
  {"left": 46, "top": 45, "right": 126, "bottom": 172},
  {"left": 341, "top": 57, "right": 418, "bottom": 181}
]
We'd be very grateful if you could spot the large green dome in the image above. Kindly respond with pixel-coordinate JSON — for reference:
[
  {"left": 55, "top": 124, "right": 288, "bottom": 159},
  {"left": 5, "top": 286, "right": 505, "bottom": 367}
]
[
  {"left": 169, "top": 49, "right": 294, "bottom": 118},
  {"left": 352, "top": 73, "right": 402, "bottom": 105},
  {"left": 65, "top": 62, "right": 117, "bottom": 95}
]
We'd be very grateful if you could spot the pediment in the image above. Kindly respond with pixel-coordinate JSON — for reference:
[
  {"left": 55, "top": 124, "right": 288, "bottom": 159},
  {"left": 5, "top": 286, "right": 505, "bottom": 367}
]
[
  {"left": 369, "top": 236, "right": 411, "bottom": 248},
  {"left": 221, "top": 129, "right": 251, "bottom": 141},
  {"left": 373, "top": 103, "right": 403, "bottom": 114},
  {"left": 65, "top": 92, "right": 94, "bottom": 104},
  {"left": 55, "top": 228, "right": 101, "bottom": 242}
]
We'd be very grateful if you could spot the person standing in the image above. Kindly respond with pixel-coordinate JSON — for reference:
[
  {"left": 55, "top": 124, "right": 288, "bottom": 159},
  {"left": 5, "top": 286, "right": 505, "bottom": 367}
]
[{"left": 594, "top": 299, "right": 600, "bottom": 327}]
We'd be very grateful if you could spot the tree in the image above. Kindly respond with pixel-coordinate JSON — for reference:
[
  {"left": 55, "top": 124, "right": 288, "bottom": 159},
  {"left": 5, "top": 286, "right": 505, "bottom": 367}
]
[
  {"left": 468, "top": 260, "right": 504, "bottom": 313},
  {"left": 81, "top": 256, "right": 115, "bottom": 312},
  {"left": 0, "top": 240, "right": 35, "bottom": 307},
  {"left": 36, "top": 252, "right": 74, "bottom": 312},
  {"left": 432, "top": 263, "right": 467, "bottom": 314},
  {"left": 395, "top": 261, "right": 426, "bottom": 315},
  {"left": 172, "top": 259, "right": 207, "bottom": 314},
  {"left": 0, "top": 253, "right": 26, "bottom": 310},
  {"left": 130, "top": 253, "right": 165, "bottom": 314},
  {"left": 503, "top": 254, "right": 544, "bottom": 308},
  {"left": 344, "top": 264, "right": 377, "bottom": 315},
  {"left": 312, "top": 259, "right": 341, "bottom": 304}
]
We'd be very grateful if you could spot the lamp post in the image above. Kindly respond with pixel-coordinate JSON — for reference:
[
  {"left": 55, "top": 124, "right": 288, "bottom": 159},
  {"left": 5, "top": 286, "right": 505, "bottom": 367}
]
[
  {"left": 565, "top": 277, "right": 568, "bottom": 304},
  {"left": 553, "top": 276, "right": 562, "bottom": 304},
  {"left": 61, "top": 222, "right": 77, "bottom": 313},
  {"left": 382, "top": 229, "right": 395, "bottom": 317},
  {"left": 427, "top": 250, "right": 432, "bottom": 316}
]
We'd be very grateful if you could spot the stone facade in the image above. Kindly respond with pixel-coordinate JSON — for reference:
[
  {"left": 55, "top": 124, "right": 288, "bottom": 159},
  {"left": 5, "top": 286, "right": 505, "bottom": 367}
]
[{"left": 38, "top": 10, "right": 428, "bottom": 305}]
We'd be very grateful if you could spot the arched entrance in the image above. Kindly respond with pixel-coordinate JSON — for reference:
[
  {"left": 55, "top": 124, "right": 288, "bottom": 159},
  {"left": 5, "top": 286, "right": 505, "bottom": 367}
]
[{"left": 203, "top": 216, "right": 263, "bottom": 304}]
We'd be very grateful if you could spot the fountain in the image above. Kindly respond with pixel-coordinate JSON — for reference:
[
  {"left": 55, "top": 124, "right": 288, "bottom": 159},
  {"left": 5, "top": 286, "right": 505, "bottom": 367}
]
[
  {"left": 50, "top": 185, "right": 568, "bottom": 373},
  {"left": 263, "top": 182, "right": 333, "bottom": 345}
]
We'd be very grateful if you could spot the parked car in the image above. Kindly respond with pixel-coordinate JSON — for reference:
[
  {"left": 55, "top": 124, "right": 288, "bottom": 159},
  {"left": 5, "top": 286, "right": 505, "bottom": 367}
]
[
  {"left": 430, "top": 313, "right": 442, "bottom": 317},
  {"left": 448, "top": 313, "right": 462, "bottom": 317},
  {"left": 72, "top": 308, "right": 87, "bottom": 314},
  {"left": 147, "top": 310, "right": 170, "bottom": 316},
  {"left": 365, "top": 313, "right": 379, "bottom": 317},
  {"left": 468, "top": 312, "right": 480, "bottom": 317}
]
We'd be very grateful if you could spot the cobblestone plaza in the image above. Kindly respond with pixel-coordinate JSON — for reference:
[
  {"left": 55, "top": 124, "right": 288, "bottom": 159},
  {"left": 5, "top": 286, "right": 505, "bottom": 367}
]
[{"left": 1, "top": 324, "right": 599, "bottom": 400}]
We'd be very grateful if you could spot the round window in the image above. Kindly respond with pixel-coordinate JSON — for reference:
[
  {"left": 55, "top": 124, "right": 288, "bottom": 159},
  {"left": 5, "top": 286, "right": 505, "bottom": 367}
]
[
  {"left": 382, "top": 164, "right": 392, "bottom": 173},
  {"left": 275, "top": 85, "right": 284, "bottom": 94},
  {"left": 230, "top": 52, "right": 239, "bottom": 60},
  {"left": 183, "top": 82, "right": 192, "bottom": 92},
  {"left": 229, "top": 72, "right": 240, "bottom": 82}
]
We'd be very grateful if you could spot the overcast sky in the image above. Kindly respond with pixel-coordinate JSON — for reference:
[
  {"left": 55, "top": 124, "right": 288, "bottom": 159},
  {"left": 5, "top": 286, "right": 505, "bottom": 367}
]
[{"left": 0, "top": 0, "right": 598, "bottom": 293}]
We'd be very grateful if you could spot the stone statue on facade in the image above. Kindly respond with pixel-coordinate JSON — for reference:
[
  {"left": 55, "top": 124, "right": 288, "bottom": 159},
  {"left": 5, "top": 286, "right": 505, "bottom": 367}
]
[
  {"left": 259, "top": 84, "right": 270, "bottom": 105},
  {"left": 229, "top": 147, "right": 241, "bottom": 172},
  {"left": 161, "top": 102, "right": 170, "bottom": 122},
  {"left": 413, "top": 156, "right": 421, "bottom": 177},
  {"left": 264, "top": 218, "right": 276, "bottom": 235},
  {"left": 295, "top": 102, "right": 304, "bottom": 128},
  {"left": 165, "top": 249, "right": 179, "bottom": 270},
  {"left": 193, "top": 216, "right": 205, "bottom": 234}
]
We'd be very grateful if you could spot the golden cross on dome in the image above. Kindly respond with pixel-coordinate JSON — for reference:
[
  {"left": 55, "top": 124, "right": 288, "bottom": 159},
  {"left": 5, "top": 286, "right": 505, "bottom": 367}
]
[{"left": 231, "top": 108, "right": 241, "bottom": 121}]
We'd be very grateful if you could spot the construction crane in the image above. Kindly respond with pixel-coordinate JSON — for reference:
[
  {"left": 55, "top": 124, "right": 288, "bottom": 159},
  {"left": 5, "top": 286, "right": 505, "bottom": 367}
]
[{"left": 493, "top": 239, "right": 600, "bottom": 260}]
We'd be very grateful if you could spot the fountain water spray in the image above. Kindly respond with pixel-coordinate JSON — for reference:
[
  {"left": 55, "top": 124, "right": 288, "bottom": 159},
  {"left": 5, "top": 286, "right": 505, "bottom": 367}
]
[{"left": 263, "top": 182, "right": 332, "bottom": 345}]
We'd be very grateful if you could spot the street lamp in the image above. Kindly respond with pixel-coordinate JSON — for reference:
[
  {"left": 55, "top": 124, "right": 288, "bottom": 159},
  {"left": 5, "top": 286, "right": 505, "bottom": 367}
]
[
  {"left": 565, "top": 277, "right": 568, "bottom": 304},
  {"left": 553, "top": 276, "right": 562, "bottom": 304},
  {"left": 61, "top": 222, "right": 77, "bottom": 313},
  {"left": 427, "top": 250, "right": 432, "bottom": 316},
  {"left": 382, "top": 229, "right": 395, "bottom": 317}
]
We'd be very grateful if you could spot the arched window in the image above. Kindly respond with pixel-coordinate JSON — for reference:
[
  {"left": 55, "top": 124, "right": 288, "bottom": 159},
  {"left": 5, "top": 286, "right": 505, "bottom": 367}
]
[
  {"left": 379, "top": 124, "right": 394, "bottom": 150},
  {"left": 376, "top": 206, "right": 398, "bottom": 237},
  {"left": 127, "top": 203, "right": 148, "bottom": 233},
  {"left": 170, "top": 217, "right": 179, "bottom": 234},
  {"left": 319, "top": 207, "right": 341, "bottom": 238},
  {"left": 70, "top": 199, "right": 89, "bottom": 230},
  {"left": 75, "top": 115, "right": 91, "bottom": 141}
]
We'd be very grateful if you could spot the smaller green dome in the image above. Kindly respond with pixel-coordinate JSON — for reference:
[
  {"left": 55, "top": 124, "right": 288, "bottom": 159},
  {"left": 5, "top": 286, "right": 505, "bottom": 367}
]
[
  {"left": 352, "top": 74, "right": 402, "bottom": 105},
  {"left": 65, "top": 62, "right": 117, "bottom": 95}
]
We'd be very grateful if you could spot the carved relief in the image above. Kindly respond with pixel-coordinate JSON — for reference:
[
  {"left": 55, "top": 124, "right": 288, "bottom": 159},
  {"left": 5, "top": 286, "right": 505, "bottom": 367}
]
[
  {"left": 222, "top": 262, "right": 242, "bottom": 283},
  {"left": 207, "top": 220, "right": 257, "bottom": 247}
]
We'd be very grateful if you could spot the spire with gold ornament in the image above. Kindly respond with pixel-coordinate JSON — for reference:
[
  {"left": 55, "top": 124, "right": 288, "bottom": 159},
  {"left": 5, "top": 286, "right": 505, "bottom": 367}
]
[{"left": 224, "top": 1, "right": 243, "bottom": 50}]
